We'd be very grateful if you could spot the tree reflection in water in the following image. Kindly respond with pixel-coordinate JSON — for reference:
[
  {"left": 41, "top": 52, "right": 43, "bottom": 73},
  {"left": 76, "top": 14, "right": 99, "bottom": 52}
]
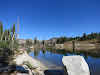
[{"left": 32, "top": 48, "right": 100, "bottom": 58}]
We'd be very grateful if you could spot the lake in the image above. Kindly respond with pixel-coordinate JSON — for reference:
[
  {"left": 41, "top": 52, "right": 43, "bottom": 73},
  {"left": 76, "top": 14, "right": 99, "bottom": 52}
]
[{"left": 29, "top": 49, "right": 100, "bottom": 75}]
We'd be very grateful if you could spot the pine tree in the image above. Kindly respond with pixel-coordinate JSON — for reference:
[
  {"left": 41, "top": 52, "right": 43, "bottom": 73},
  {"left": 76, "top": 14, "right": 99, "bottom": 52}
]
[
  {"left": 0, "top": 22, "right": 3, "bottom": 40},
  {"left": 12, "top": 24, "right": 16, "bottom": 40}
]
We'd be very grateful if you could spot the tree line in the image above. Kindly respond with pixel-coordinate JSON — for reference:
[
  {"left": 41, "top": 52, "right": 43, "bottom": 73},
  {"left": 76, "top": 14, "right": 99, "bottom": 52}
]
[
  {"left": 56, "top": 32, "right": 100, "bottom": 44},
  {"left": 74, "top": 32, "right": 100, "bottom": 41}
]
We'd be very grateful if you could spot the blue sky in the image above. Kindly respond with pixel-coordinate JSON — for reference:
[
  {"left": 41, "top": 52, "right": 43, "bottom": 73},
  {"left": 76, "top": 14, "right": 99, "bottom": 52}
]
[{"left": 0, "top": 0, "right": 100, "bottom": 40}]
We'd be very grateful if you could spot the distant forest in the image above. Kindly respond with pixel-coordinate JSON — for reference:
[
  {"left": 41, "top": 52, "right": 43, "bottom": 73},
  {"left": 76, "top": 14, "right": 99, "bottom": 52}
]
[{"left": 54, "top": 32, "right": 100, "bottom": 44}]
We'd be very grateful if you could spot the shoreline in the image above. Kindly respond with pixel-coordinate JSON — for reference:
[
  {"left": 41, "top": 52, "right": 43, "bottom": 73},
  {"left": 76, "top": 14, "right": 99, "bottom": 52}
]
[
  {"left": 14, "top": 50, "right": 48, "bottom": 75},
  {"left": 15, "top": 51, "right": 48, "bottom": 70}
]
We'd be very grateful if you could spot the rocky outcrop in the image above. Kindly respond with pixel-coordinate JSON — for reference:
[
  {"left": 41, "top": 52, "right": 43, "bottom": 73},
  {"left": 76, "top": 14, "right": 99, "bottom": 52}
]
[
  {"left": 62, "top": 56, "right": 90, "bottom": 75},
  {"left": 55, "top": 44, "right": 64, "bottom": 49},
  {"left": 64, "top": 41, "right": 100, "bottom": 51},
  {"left": 14, "top": 51, "right": 48, "bottom": 75}
]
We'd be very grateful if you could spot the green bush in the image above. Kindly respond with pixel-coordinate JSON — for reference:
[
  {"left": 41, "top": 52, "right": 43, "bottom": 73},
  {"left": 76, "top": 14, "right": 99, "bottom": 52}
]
[
  {"left": 0, "top": 40, "right": 18, "bottom": 50},
  {"left": 23, "top": 61, "right": 33, "bottom": 69}
]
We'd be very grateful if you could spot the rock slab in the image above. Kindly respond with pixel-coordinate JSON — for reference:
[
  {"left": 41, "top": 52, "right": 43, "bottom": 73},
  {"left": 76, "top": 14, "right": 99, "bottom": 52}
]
[{"left": 62, "top": 56, "right": 90, "bottom": 75}]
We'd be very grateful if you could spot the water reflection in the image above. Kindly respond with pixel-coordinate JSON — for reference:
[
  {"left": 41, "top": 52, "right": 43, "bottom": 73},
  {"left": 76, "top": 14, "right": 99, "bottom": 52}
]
[{"left": 29, "top": 49, "right": 100, "bottom": 75}]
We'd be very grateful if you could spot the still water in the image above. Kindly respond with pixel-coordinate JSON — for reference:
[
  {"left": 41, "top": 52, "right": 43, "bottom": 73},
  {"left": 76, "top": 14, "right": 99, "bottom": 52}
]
[{"left": 29, "top": 49, "right": 100, "bottom": 75}]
